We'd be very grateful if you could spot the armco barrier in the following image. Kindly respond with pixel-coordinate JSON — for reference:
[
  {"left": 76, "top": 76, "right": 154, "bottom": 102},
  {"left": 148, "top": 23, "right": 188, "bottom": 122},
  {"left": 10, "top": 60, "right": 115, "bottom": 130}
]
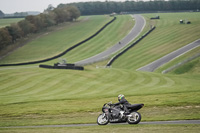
[
  {"left": 0, "top": 17, "right": 116, "bottom": 67},
  {"left": 106, "top": 26, "right": 156, "bottom": 67},
  {"left": 162, "top": 53, "right": 200, "bottom": 74},
  {"left": 39, "top": 64, "right": 84, "bottom": 70}
]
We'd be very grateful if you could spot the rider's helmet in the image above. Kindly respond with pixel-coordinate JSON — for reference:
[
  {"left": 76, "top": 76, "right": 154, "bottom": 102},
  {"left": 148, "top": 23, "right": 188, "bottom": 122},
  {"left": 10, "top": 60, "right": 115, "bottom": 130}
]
[{"left": 118, "top": 94, "right": 124, "bottom": 101}]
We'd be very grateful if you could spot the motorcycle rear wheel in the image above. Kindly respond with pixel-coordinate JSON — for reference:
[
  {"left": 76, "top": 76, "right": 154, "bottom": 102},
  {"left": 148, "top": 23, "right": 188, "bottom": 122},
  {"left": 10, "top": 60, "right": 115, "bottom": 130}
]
[
  {"left": 127, "top": 112, "right": 141, "bottom": 124},
  {"left": 97, "top": 113, "right": 109, "bottom": 125}
]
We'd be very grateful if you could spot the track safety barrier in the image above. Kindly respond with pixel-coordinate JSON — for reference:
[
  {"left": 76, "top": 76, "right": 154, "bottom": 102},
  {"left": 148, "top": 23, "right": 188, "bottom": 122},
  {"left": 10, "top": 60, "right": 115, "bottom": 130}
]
[
  {"left": 106, "top": 26, "right": 156, "bottom": 67},
  {"left": 0, "top": 17, "right": 116, "bottom": 67}
]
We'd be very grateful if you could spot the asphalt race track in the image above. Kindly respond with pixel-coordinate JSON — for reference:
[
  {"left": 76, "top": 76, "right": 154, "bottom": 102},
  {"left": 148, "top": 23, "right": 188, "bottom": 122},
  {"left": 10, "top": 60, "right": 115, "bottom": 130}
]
[
  {"left": 1, "top": 15, "right": 199, "bottom": 129},
  {"left": 75, "top": 14, "right": 146, "bottom": 66},
  {"left": 1, "top": 120, "right": 199, "bottom": 128},
  {"left": 75, "top": 13, "right": 200, "bottom": 69},
  {"left": 137, "top": 39, "right": 200, "bottom": 72}
]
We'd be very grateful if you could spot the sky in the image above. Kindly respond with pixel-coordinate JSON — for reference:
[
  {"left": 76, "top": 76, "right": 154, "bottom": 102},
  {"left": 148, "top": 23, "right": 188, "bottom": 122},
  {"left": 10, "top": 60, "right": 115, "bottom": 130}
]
[{"left": 0, "top": 0, "right": 150, "bottom": 14}]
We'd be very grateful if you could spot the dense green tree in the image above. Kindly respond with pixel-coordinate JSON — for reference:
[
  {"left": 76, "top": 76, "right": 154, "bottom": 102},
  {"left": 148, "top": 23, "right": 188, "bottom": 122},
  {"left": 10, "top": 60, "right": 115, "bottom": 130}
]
[
  {"left": 14, "top": 12, "right": 28, "bottom": 17},
  {"left": 17, "top": 20, "right": 35, "bottom": 36},
  {"left": 53, "top": 8, "right": 70, "bottom": 24},
  {"left": 1, "top": 0, "right": 199, "bottom": 52},
  {"left": 39, "top": 13, "right": 56, "bottom": 28},
  {"left": 55, "top": 5, "right": 80, "bottom": 22},
  {"left": 66, "top": 6, "right": 81, "bottom": 21},
  {"left": 66, "top": 0, "right": 200, "bottom": 15},
  {"left": 0, "top": 5, "right": 81, "bottom": 51},
  {"left": 6, "top": 24, "right": 22, "bottom": 43},
  {"left": 25, "top": 15, "right": 44, "bottom": 32},
  {"left": 0, "top": 28, "right": 12, "bottom": 50}
]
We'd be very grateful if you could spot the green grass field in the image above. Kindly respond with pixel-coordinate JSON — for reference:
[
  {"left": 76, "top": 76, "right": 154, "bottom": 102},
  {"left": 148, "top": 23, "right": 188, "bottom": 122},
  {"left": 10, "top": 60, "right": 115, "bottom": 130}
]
[
  {"left": 156, "top": 46, "right": 200, "bottom": 74},
  {"left": 0, "top": 15, "right": 134, "bottom": 65},
  {"left": 0, "top": 18, "right": 24, "bottom": 28},
  {"left": 1, "top": 124, "right": 200, "bottom": 133},
  {"left": 60, "top": 15, "right": 134, "bottom": 63},
  {"left": 0, "top": 67, "right": 199, "bottom": 127},
  {"left": 111, "top": 12, "right": 200, "bottom": 71},
  {"left": 0, "top": 12, "right": 199, "bottom": 131},
  {"left": 0, "top": 15, "right": 112, "bottom": 64}
]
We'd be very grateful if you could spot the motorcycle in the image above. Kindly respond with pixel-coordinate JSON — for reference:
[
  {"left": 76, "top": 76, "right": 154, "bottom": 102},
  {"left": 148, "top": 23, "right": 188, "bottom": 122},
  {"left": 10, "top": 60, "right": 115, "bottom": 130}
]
[{"left": 97, "top": 102, "right": 144, "bottom": 125}]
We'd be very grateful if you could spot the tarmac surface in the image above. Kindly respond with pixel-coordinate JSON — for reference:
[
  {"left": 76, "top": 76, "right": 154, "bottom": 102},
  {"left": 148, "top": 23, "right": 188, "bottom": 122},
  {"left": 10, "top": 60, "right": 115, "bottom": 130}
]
[
  {"left": 1, "top": 15, "right": 200, "bottom": 129},
  {"left": 137, "top": 39, "right": 200, "bottom": 72},
  {"left": 75, "top": 14, "right": 145, "bottom": 66},
  {"left": 1, "top": 120, "right": 199, "bottom": 128}
]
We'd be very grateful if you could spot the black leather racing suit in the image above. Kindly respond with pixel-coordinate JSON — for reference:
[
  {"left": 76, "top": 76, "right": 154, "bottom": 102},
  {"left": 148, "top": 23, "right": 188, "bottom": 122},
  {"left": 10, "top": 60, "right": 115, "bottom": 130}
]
[{"left": 113, "top": 97, "right": 131, "bottom": 113}]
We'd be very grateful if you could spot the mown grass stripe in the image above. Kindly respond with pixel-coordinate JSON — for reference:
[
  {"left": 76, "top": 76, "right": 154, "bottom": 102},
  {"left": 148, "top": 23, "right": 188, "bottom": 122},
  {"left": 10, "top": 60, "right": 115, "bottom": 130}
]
[
  {"left": 0, "top": 71, "right": 59, "bottom": 95},
  {"left": 0, "top": 16, "right": 113, "bottom": 65},
  {"left": 112, "top": 13, "right": 200, "bottom": 70},
  {"left": 38, "top": 76, "right": 87, "bottom": 98},
  {"left": 0, "top": 72, "right": 44, "bottom": 92},
  {"left": 16, "top": 72, "right": 68, "bottom": 96},
  {"left": 60, "top": 15, "right": 134, "bottom": 63}
]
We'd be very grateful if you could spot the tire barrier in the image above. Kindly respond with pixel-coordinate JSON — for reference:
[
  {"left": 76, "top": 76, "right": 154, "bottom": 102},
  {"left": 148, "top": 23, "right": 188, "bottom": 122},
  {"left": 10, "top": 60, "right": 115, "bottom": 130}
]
[
  {"left": 0, "top": 17, "right": 116, "bottom": 67},
  {"left": 150, "top": 16, "right": 160, "bottom": 19},
  {"left": 106, "top": 26, "right": 156, "bottom": 67},
  {"left": 39, "top": 64, "right": 84, "bottom": 71}
]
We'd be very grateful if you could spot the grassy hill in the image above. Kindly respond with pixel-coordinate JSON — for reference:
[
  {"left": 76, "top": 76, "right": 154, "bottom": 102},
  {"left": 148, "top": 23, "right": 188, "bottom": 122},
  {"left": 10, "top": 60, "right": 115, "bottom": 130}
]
[
  {"left": 0, "top": 18, "right": 24, "bottom": 28},
  {"left": 0, "top": 67, "right": 199, "bottom": 127},
  {"left": 0, "top": 16, "right": 112, "bottom": 64},
  {"left": 111, "top": 12, "right": 200, "bottom": 71},
  {"left": 156, "top": 46, "right": 200, "bottom": 74},
  {"left": 0, "top": 15, "right": 134, "bottom": 65},
  {"left": 0, "top": 12, "right": 199, "bottom": 129}
]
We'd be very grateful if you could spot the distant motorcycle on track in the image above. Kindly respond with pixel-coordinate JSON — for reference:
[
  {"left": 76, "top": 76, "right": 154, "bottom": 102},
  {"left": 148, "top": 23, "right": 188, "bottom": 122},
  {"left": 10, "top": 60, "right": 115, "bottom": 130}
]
[{"left": 97, "top": 102, "right": 144, "bottom": 125}]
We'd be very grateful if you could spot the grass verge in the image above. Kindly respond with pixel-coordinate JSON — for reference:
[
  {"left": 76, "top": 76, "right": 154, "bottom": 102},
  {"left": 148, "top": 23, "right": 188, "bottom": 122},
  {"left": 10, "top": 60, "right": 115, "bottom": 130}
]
[
  {"left": 0, "top": 67, "right": 199, "bottom": 126},
  {"left": 111, "top": 12, "right": 200, "bottom": 70},
  {"left": 0, "top": 124, "right": 200, "bottom": 133}
]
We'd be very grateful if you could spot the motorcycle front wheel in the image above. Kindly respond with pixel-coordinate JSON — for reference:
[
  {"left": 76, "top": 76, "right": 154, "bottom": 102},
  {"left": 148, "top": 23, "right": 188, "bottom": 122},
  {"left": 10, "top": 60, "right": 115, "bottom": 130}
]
[
  {"left": 97, "top": 113, "right": 109, "bottom": 125},
  {"left": 127, "top": 112, "right": 141, "bottom": 124}
]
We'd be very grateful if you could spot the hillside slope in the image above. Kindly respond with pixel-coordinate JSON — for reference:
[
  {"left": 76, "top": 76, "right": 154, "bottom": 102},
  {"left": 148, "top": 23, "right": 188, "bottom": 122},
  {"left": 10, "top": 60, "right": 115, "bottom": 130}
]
[
  {"left": 0, "top": 13, "right": 199, "bottom": 127},
  {"left": 111, "top": 12, "right": 200, "bottom": 71},
  {"left": 0, "top": 16, "right": 112, "bottom": 64}
]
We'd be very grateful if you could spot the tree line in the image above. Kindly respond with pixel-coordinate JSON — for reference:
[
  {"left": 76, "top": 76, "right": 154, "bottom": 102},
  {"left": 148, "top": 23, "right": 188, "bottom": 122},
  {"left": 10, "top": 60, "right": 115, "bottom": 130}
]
[
  {"left": 0, "top": 10, "right": 29, "bottom": 18},
  {"left": 0, "top": 10, "right": 4, "bottom": 18},
  {"left": 0, "top": 5, "right": 80, "bottom": 51},
  {"left": 0, "top": 10, "right": 41, "bottom": 19},
  {"left": 62, "top": 0, "right": 200, "bottom": 15},
  {"left": 1, "top": 0, "right": 199, "bottom": 52}
]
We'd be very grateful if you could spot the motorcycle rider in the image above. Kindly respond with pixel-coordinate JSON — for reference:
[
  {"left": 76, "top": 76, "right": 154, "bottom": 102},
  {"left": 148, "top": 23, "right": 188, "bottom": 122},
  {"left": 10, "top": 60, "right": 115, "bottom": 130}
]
[{"left": 113, "top": 94, "right": 131, "bottom": 115}]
